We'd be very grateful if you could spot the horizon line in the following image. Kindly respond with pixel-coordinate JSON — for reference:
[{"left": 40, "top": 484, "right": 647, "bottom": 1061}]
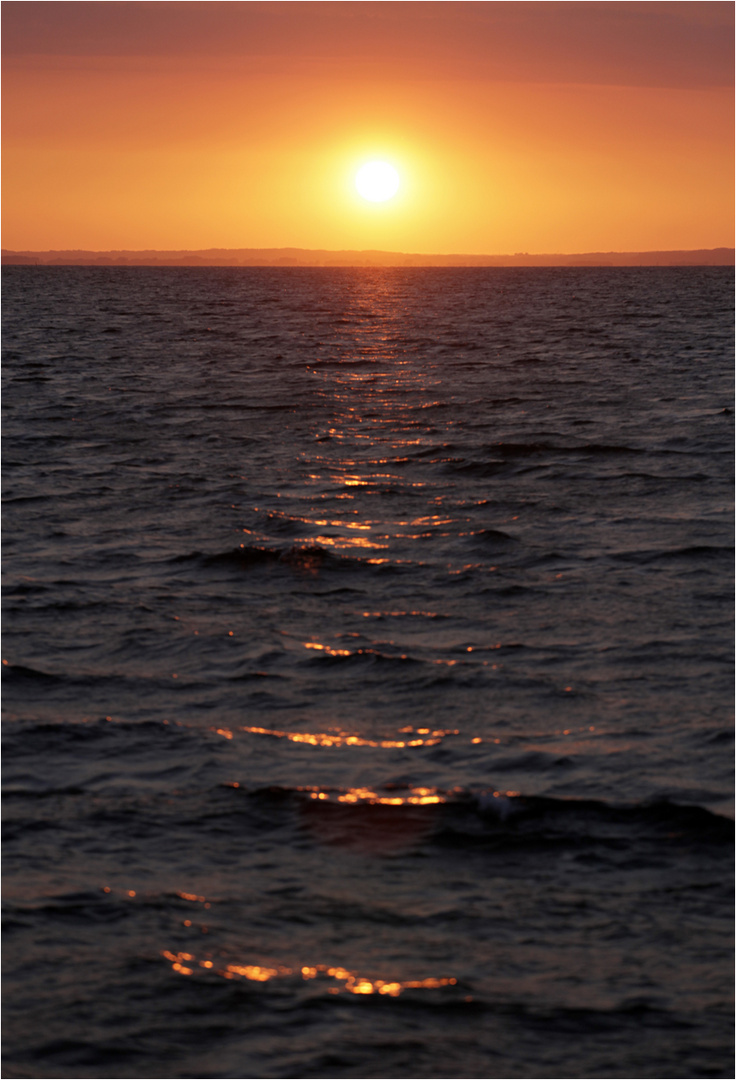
[{"left": 2, "top": 245, "right": 734, "bottom": 268}]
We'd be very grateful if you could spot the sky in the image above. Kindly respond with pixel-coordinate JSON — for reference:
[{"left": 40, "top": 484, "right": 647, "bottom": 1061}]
[{"left": 2, "top": 1, "right": 734, "bottom": 254}]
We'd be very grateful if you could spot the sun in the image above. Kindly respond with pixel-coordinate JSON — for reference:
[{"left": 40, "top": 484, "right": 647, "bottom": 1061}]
[{"left": 355, "top": 161, "right": 400, "bottom": 203}]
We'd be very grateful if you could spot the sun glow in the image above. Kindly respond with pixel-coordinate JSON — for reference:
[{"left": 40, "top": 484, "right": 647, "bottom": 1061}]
[{"left": 355, "top": 161, "right": 400, "bottom": 202}]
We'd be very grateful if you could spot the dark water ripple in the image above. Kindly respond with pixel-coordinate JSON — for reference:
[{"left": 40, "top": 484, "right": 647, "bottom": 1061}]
[{"left": 2, "top": 266, "right": 733, "bottom": 1078}]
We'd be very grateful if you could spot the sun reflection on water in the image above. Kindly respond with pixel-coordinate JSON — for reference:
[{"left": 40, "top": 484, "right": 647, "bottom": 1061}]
[
  {"left": 271, "top": 281, "right": 445, "bottom": 566},
  {"left": 311, "top": 534, "right": 387, "bottom": 549},
  {"left": 303, "top": 785, "right": 446, "bottom": 806},
  {"left": 162, "top": 951, "right": 457, "bottom": 997},
  {"left": 234, "top": 724, "right": 458, "bottom": 749}
]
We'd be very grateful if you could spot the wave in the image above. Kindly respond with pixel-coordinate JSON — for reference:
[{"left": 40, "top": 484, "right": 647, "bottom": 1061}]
[
  {"left": 1, "top": 662, "right": 61, "bottom": 683},
  {"left": 168, "top": 542, "right": 409, "bottom": 575},
  {"left": 467, "top": 527, "right": 517, "bottom": 544},
  {"left": 6, "top": 710, "right": 729, "bottom": 846},
  {"left": 243, "top": 783, "right": 733, "bottom": 847},
  {"left": 171, "top": 543, "right": 336, "bottom": 571},
  {"left": 445, "top": 441, "right": 649, "bottom": 477},
  {"left": 612, "top": 543, "right": 733, "bottom": 565}
]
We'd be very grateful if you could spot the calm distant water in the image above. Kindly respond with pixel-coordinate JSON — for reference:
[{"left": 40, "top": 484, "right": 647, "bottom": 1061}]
[{"left": 3, "top": 266, "right": 733, "bottom": 1079}]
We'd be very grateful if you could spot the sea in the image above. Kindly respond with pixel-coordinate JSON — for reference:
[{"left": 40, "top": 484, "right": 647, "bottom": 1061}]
[{"left": 2, "top": 265, "right": 734, "bottom": 1080}]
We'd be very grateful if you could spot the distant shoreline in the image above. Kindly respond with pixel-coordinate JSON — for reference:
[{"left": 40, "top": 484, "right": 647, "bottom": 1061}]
[{"left": 2, "top": 247, "right": 733, "bottom": 267}]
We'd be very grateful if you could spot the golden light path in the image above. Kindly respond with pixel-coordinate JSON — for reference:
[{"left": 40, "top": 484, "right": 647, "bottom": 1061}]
[
  {"left": 301, "top": 785, "right": 444, "bottom": 806},
  {"left": 215, "top": 723, "right": 460, "bottom": 750},
  {"left": 163, "top": 950, "right": 457, "bottom": 997},
  {"left": 218, "top": 780, "right": 521, "bottom": 804}
]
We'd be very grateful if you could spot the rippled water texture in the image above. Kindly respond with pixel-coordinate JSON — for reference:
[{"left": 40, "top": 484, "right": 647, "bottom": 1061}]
[{"left": 3, "top": 266, "right": 734, "bottom": 1078}]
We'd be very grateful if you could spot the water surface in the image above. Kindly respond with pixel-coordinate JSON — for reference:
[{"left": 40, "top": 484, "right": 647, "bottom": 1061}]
[{"left": 3, "top": 266, "right": 733, "bottom": 1078}]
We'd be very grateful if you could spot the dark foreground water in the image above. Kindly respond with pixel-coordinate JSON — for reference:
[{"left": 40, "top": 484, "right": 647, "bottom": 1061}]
[{"left": 2, "top": 265, "right": 734, "bottom": 1079}]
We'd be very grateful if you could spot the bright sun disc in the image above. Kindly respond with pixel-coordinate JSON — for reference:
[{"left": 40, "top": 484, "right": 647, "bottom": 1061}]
[{"left": 355, "top": 161, "right": 400, "bottom": 202}]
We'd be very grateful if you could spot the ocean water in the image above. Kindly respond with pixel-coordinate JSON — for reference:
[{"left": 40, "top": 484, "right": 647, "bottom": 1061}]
[{"left": 2, "top": 265, "right": 733, "bottom": 1079}]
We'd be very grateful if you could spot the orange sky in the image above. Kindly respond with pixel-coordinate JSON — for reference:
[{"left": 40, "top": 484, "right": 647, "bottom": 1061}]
[{"left": 2, "top": 1, "right": 733, "bottom": 254}]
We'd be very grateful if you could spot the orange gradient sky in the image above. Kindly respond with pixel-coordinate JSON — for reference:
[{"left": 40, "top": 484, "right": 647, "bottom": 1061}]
[{"left": 2, "top": 1, "right": 733, "bottom": 254}]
